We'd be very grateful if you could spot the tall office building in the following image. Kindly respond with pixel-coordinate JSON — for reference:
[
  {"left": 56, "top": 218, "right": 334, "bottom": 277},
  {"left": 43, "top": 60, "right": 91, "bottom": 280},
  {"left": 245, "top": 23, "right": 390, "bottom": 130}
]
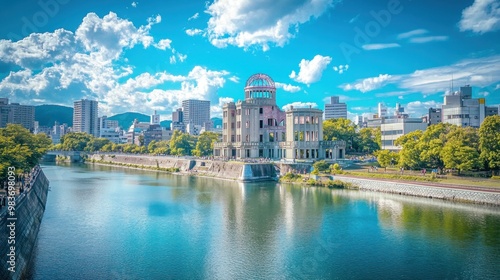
[
  {"left": 442, "top": 85, "right": 485, "bottom": 128},
  {"left": 73, "top": 99, "right": 99, "bottom": 136},
  {"left": 378, "top": 103, "right": 387, "bottom": 119},
  {"left": 324, "top": 96, "right": 347, "bottom": 119},
  {"left": 0, "top": 98, "right": 35, "bottom": 131},
  {"left": 170, "top": 108, "right": 185, "bottom": 132},
  {"left": 428, "top": 108, "right": 442, "bottom": 125},
  {"left": 182, "top": 99, "right": 210, "bottom": 128}
]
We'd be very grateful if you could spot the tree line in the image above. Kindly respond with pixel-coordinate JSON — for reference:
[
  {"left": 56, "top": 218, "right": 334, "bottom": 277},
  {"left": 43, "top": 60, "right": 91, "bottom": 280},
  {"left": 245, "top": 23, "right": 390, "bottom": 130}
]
[
  {"left": 0, "top": 124, "right": 51, "bottom": 180},
  {"left": 52, "top": 130, "right": 220, "bottom": 157}
]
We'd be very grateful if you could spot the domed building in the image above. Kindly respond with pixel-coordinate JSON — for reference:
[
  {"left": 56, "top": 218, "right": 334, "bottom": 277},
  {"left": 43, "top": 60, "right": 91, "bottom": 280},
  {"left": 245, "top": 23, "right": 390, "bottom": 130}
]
[{"left": 214, "top": 73, "right": 345, "bottom": 161}]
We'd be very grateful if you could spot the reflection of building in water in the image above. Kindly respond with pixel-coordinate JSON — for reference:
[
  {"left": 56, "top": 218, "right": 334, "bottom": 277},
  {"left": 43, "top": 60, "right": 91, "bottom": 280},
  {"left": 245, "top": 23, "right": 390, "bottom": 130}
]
[{"left": 214, "top": 73, "right": 345, "bottom": 160}]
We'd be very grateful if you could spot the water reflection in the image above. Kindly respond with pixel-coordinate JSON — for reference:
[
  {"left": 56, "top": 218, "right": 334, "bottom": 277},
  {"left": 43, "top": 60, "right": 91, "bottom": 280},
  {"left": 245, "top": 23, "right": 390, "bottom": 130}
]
[{"left": 30, "top": 164, "right": 500, "bottom": 279}]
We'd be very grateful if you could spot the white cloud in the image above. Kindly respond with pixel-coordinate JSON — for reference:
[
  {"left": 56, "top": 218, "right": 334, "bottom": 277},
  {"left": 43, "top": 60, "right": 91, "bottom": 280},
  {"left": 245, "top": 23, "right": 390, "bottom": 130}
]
[
  {"left": 496, "top": 84, "right": 500, "bottom": 90},
  {"left": 131, "top": 2, "right": 138, "bottom": 7},
  {"left": 155, "top": 39, "right": 172, "bottom": 50},
  {"left": 290, "top": 55, "right": 331, "bottom": 85},
  {"left": 397, "top": 29, "right": 428, "bottom": 39},
  {"left": 281, "top": 102, "right": 318, "bottom": 111},
  {"left": 398, "top": 95, "right": 404, "bottom": 100},
  {"left": 205, "top": 0, "right": 336, "bottom": 50},
  {"left": 0, "top": 12, "right": 227, "bottom": 116},
  {"left": 169, "top": 55, "right": 176, "bottom": 64},
  {"left": 211, "top": 96, "right": 234, "bottom": 117},
  {"left": 229, "top": 76, "right": 239, "bottom": 83},
  {"left": 186, "top": 28, "right": 204, "bottom": 36},
  {"left": 409, "top": 36, "right": 448, "bottom": 43},
  {"left": 459, "top": 0, "right": 500, "bottom": 34},
  {"left": 75, "top": 12, "right": 160, "bottom": 61},
  {"left": 479, "top": 91, "right": 490, "bottom": 97},
  {"left": 405, "top": 100, "right": 442, "bottom": 116},
  {"left": 275, "top": 82, "right": 301, "bottom": 93},
  {"left": 342, "top": 74, "right": 393, "bottom": 93},
  {"left": 362, "top": 43, "right": 400, "bottom": 50},
  {"left": 188, "top": 13, "right": 199, "bottom": 21},
  {"left": 333, "top": 64, "right": 349, "bottom": 74},
  {"left": 341, "top": 55, "right": 500, "bottom": 95}
]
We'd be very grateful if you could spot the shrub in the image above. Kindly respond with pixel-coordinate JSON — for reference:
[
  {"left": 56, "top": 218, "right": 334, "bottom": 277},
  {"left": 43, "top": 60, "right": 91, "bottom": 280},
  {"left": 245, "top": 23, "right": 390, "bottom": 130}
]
[{"left": 492, "top": 176, "right": 500, "bottom": 180}]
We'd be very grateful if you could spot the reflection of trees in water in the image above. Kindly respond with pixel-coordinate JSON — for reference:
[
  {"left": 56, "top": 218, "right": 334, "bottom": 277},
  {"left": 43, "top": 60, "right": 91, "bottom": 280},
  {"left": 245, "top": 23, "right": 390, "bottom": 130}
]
[{"left": 376, "top": 199, "right": 500, "bottom": 247}]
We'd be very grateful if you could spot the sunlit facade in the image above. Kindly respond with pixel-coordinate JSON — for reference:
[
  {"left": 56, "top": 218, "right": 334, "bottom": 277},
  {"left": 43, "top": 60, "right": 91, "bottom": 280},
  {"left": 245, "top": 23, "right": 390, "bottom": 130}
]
[{"left": 214, "top": 73, "right": 345, "bottom": 161}]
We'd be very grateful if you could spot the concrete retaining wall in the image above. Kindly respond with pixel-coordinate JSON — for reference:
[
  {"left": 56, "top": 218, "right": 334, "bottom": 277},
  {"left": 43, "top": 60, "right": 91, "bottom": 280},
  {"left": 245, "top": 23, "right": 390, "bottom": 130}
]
[
  {"left": 335, "top": 176, "right": 500, "bottom": 206},
  {"left": 0, "top": 170, "right": 50, "bottom": 280},
  {"left": 89, "top": 154, "right": 276, "bottom": 181}
]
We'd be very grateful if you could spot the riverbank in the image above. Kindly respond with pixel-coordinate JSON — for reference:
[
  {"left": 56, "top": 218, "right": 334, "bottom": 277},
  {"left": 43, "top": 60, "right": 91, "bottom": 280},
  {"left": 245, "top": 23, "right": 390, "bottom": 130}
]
[{"left": 88, "top": 154, "right": 277, "bottom": 182}]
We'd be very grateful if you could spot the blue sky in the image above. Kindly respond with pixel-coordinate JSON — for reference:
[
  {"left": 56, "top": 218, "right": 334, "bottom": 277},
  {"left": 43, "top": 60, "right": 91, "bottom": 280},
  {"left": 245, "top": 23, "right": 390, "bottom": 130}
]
[{"left": 0, "top": 0, "right": 499, "bottom": 120}]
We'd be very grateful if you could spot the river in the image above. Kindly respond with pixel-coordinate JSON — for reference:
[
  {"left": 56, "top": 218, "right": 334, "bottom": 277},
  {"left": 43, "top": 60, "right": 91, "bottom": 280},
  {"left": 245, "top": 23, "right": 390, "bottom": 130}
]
[{"left": 27, "top": 163, "right": 500, "bottom": 279}]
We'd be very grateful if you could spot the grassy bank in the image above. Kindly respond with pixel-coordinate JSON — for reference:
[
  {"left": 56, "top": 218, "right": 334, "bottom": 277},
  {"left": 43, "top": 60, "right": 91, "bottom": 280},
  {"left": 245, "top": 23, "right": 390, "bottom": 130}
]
[{"left": 279, "top": 172, "right": 358, "bottom": 189}]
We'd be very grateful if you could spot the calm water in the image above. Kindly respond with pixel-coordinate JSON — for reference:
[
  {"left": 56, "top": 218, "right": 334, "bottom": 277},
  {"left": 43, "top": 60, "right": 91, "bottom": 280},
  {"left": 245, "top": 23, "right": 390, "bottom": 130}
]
[{"left": 28, "top": 163, "right": 500, "bottom": 279}]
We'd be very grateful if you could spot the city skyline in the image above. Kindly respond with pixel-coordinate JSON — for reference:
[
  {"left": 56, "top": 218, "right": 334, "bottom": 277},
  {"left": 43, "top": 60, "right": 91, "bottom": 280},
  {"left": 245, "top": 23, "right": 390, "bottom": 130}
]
[{"left": 0, "top": 0, "right": 499, "bottom": 121}]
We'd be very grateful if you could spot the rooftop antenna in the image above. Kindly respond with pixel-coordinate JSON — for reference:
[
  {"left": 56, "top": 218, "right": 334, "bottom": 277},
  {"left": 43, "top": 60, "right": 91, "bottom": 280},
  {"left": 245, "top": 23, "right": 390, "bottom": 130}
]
[{"left": 451, "top": 74, "right": 454, "bottom": 95}]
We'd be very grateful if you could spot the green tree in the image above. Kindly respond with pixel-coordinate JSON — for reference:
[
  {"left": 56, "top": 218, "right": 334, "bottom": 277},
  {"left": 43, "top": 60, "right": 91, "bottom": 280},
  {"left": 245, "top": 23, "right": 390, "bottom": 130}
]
[
  {"left": 479, "top": 115, "right": 500, "bottom": 174},
  {"left": 0, "top": 124, "right": 51, "bottom": 179},
  {"left": 170, "top": 130, "right": 194, "bottom": 156},
  {"left": 375, "top": 150, "right": 399, "bottom": 167},
  {"left": 323, "top": 118, "right": 357, "bottom": 151},
  {"left": 193, "top": 131, "right": 219, "bottom": 157},
  {"left": 60, "top": 132, "right": 93, "bottom": 151},
  {"left": 358, "top": 127, "right": 380, "bottom": 153},
  {"left": 395, "top": 130, "right": 424, "bottom": 169},
  {"left": 312, "top": 160, "right": 330, "bottom": 173},
  {"left": 417, "top": 123, "right": 453, "bottom": 169},
  {"left": 85, "top": 138, "right": 111, "bottom": 152},
  {"left": 441, "top": 126, "right": 481, "bottom": 174}
]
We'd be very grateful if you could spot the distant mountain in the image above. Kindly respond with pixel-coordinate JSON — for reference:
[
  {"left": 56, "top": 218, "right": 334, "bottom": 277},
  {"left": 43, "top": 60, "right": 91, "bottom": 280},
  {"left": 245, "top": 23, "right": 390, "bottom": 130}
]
[
  {"left": 35, "top": 105, "right": 73, "bottom": 127},
  {"left": 108, "top": 112, "right": 149, "bottom": 129},
  {"left": 160, "top": 120, "right": 172, "bottom": 129},
  {"left": 211, "top": 117, "right": 222, "bottom": 128}
]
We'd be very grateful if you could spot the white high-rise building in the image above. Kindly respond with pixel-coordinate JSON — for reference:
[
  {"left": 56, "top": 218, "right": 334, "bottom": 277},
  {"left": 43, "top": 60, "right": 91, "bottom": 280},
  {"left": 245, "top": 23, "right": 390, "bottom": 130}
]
[
  {"left": 73, "top": 99, "right": 99, "bottom": 136},
  {"left": 182, "top": 99, "right": 210, "bottom": 132},
  {"left": 378, "top": 103, "right": 387, "bottom": 119},
  {"left": 324, "top": 96, "right": 347, "bottom": 119}
]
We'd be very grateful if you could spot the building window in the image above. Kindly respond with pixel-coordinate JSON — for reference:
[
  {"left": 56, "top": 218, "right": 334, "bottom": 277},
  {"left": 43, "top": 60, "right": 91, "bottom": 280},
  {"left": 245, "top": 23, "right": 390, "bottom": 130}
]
[
  {"left": 237, "top": 109, "right": 241, "bottom": 115},
  {"left": 294, "top": 131, "right": 298, "bottom": 141},
  {"left": 282, "top": 132, "right": 286, "bottom": 141},
  {"left": 223, "top": 123, "right": 227, "bottom": 129},
  {"left": 245, "top": 121, "right": 249, "bottom": 128},
  {"left": 259, "top": 108, "right": 263, "bottom": 114},
  {"left": 231, "top": 122, "right": 235, "bottom": 129},
  {"left": 259, "top": 149, "right": 263, "bottom": 157},
  {"left": 245, "top": 109, "right": 250, "bottom": 115},
  {"left": 299, "top": 116, "right": 305, "bottom": 124},
  {"left": 223, "top": 111, "right": 227, "bottom": 117},
  {"left": 269, "top": 132, "right": 274, "bottom": 142},
  {"left": 245, "top": 135, "right": 249, "bottom": 142},
  {"left": 305, "top": 116, "right": 310, "bottom": 124},
  {"left": 231, "top": 135, "right": 235, "bottom": 142},
  {"left": 268, "top": 118, "right": 273, "bottom": 126},
  {"left": 231, "top": 110, "right": 235, "bottom": 117},
  {"left": 294, "top": 116, "right": 298, "bottom": 124},
  {"left": 260, "top": 120, "right": 263, "bottom": 128},
  {"left": 237, "top": 135, "right": 241, "bottom": 142},
  {"left": 259, "top": 134, "right": 263, "bottom": 142},
  {"left": 223, "top": 135, "right": 227, "bottom": 142},
  {"left": 237, "top": 121, "right": 241, "bottom": 129}
]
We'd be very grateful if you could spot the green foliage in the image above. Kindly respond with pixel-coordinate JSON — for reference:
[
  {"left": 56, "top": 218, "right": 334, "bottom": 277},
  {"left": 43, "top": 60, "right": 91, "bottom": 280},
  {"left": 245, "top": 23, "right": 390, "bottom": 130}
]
[
  {"left": 491, "top": 176, "right": 500, "bottom": 180},
  {"left": 279, "top": 172, "right": 303, "bottom": 182},
  {"left": 375, "top": 150, "right": 399, "bottom": 167},
  {"left": 323, "top": 118, "right": 357, "bottom": 150},
  {"left": 395, "top": 130, "right": 424, "bottom": 169},
  {"left": 358, "top": 127, "right": 380, "bottom": 153},
  {"left": 193, "top": 131, "right": 219, "bottom": 157},
  {"left": 479, "top": 115, "right": 500, "bottom": 172},
  {"left": 0, "top": 124, "right": 51, "bottom": 179},
  {"left": 441, "top": 126, "right": 481, "bottom": 174},
  {"left": 85, "top": 137, "right": 111, "bottom": 152},
  {"left": 169, "top": 130, "right": 195, "bottom": 156},
  {"left": 313, "top": 160, "right": 330, "bottom": 173},
  {"left": 60, "top": 132, "right": 93, "bottom": 151},
  {"left": 331, "top": 163, "right": 341, "bottom": 171},
  {"left": 324, "top": 180, "right": 357, "bottom": 189}
]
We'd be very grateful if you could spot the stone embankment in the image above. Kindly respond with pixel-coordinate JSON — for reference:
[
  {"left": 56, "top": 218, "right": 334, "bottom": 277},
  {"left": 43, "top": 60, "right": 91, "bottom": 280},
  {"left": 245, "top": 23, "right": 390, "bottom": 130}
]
[
  {"left": 335, "top": 175, "right": 500, "bottom": 206},
  {"left": 89, "top": 154, "right": 276, "bottom": 182},
  {"left": 0, "top": 167, "right": 50, "bottom": 279}
]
